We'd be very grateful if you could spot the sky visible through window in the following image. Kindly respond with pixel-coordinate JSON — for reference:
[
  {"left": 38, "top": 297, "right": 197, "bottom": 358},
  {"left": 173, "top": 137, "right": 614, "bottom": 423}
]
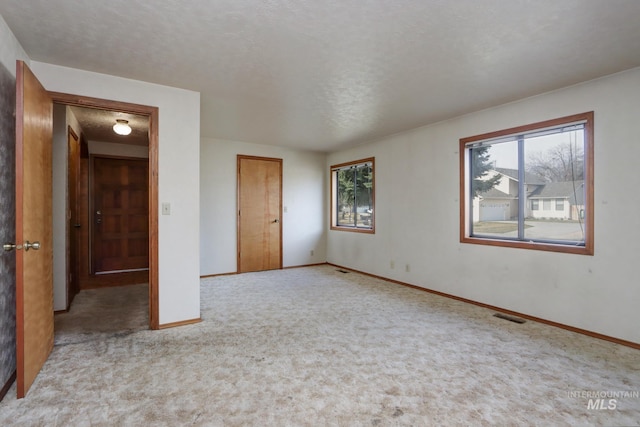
[{"left": 487, "top": 131, "right": 584, "bottom": 171}]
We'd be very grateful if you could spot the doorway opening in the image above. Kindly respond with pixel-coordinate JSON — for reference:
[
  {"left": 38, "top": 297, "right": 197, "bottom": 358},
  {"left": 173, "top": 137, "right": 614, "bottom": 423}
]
[{"left": 51, "top": 92, "right": 159, "bottom": 330}]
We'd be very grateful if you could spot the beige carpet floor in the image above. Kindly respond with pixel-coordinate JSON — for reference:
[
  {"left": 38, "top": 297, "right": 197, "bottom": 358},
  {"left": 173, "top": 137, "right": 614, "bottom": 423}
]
[{"left": 0, "top": 265, "right": 638, "bottom": 426}]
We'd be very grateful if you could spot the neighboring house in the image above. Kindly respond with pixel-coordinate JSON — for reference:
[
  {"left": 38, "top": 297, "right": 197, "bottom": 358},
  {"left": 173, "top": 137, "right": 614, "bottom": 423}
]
[
  {"left": 529, "top": 181, "right": 585, "bottom": 220},
  {"left": 475, "top": 167, "right": 583, "bottom": 221}
]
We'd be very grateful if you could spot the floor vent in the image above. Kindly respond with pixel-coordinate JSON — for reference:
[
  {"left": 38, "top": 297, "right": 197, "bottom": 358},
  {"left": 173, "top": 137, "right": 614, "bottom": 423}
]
[
  {"left": 336, "top": 269, "right": 350, "bottom": 274},
  {"left": 493, "top": 313, "right": 526, "bottom": 324}
]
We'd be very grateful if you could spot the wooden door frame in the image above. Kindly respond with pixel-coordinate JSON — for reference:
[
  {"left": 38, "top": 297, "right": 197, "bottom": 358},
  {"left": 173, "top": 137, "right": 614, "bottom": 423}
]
[
  {"left": 66, "top": 125, "right": 80, "bottom": 309},
  {"left": 236, "top": 155, "right": 283, "bottom": 273},
  {"left": 49, "top": 92, "right": 160, "bottom": 330}
]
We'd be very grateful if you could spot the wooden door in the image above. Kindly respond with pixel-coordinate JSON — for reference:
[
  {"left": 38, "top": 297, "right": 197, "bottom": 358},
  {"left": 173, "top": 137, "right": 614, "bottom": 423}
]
[
  {"left": 15, "top": 60, "right": 54, "bottom": 398},
  {"left": 66, "top": 127, "right": 80, "bottom": 305},
  {"left": 91, "top": 156, "right": 149, "bottom": 273},
  {"left": 237, "top": 155, "right": 282, "bottom": 273}
]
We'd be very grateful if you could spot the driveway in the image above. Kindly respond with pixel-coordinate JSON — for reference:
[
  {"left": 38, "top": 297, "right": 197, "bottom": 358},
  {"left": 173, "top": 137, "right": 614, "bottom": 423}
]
[{"left": 498, "top": 220, "right": 586, "bottom": 241}]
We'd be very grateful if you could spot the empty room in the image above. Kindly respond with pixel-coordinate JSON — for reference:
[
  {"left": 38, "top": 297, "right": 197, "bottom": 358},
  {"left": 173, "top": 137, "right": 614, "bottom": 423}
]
[{"left": 1, "top": 1, "right": 639, "bottom": 425}]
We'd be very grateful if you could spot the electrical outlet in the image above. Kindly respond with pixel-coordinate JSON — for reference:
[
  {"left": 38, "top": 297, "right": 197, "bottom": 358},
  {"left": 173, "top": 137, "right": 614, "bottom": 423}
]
[
  {"left": 405, "top": 264, "right": 410, "bottom": 272},
  {"left": 390, "top": 260, "right": 395, "bottom": 269},
  {"left": 310, "top": 250, "right": 314, "bottom": 257},
  {"left": 162, "top": 202, "right": 171, "bottom": 215}
]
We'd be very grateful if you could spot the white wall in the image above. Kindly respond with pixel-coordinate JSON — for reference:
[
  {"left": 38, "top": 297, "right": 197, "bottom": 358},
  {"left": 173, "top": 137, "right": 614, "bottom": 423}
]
[
  {"left": 32, "top": 61, "right": 201, "bottom": 326},
  {"left": 200, "top": 138, "right": 326, "bottom": 275},
  {"left": 327, "top": 67, "right": 640, "bottom": 344},
  {"left": 0, "top": 14, "right": 28, "bottom": 74}
]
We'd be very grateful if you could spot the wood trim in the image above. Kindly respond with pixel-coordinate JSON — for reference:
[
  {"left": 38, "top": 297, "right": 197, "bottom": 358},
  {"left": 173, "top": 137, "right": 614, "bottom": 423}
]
[
  {"left": 329, "top": 226, "right": 376, "bottom": 234},
  {"left": 15, "top": 60, "right": 25, "bottom": 399},
  {"left": 283, "top": 263, "right": 327, "bottom": 269},
  {"left": 49, "top": 92, "right": 157, "bottom": 115},
  {"left": 329, "top": 157, "right": 375, "bottom": 233},
  {"left": 459, "top": 236, "right": 593, "bottom": 255},
  {"left": 49, "top": 91, "right": 160, "bottom": 331},
  {"left": 148, "top": 106, "right": 159, "bottom": 330},
  {"left": 236, "top": 155, "right": 284, "bottom": 273},
  {"left": 459, "top": 112, "right": 594, "bottom": 145},
  {"left": 583, "top": 111, "right": 595, "bottom": 256},
  {"left": 53, "top": 309, "right": 69, "bottom": 315},
  {"left": 200, "top": 262, "right": 329, "bottom": 279},
  {"left": 235, "top": 156, "right": 240, "bottom": 273},
  {"left": 330, "top": 157, "right": 375, "bottom": 171},
  {"left": 66, "top": 125, "right": 80, "bottom": 310},
  {"left": 459, "top": 133, "right": 467, "bottom": 245},
  {"left": 158, "top": 318, "right": 202, "bottom": 329},
  {"left": 0, "top": 371, "right": 16, "bottom": 403},
  {"left": 327, "top": 263, "right": 640, "bottom": 350},
  {"left": 200, "top": 271, "right": 238, "bottom": 279},
  {"left": 67, "top": 125, "right": 78, "bottom": 140},
  {"left": 459, "top": 112, "right": 594, "bottom": 256}
]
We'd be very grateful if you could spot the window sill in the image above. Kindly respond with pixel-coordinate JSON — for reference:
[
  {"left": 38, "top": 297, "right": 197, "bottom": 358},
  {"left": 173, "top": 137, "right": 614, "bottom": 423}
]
[
  {"left": 330, "top": 226, "right": 375, "bottom": 234},
  {"left": 461, "top": 236, "right": 593, "bottom": 255}
]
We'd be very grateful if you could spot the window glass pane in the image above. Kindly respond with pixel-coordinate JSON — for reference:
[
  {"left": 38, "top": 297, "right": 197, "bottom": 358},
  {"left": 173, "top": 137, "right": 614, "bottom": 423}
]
[
  {"left": 470, "top": 140, "right": 519, "bottom": 239},
  {"left": 354, "top": 164, "right": 373, "bottom": 228},
  {"left": 523, "top": 129, "right": 585, "bottom": 242},
  {"left": 336, "top": 169, "right": 355, "bottom": 227}
]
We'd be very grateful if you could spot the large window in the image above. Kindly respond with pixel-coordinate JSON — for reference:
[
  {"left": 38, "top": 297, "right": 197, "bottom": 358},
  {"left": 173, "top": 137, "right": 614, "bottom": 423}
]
[
  {"left": 331, "top": 157, "right": 375, "bottom": 233},
  {"left": 460, "top": 112, "right": 593, "bottom": 255}
]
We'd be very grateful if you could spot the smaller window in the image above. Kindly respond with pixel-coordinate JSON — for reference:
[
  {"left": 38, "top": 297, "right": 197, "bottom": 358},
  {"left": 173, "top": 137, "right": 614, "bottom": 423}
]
[
  {"left": 555, "top": 198, "right": 564, "bottom": 211},
  {"left": 330, "top": 158, "right": 375, "bottom": 233},
  {"left": 531, "top": 200, "right": 539, "bottom": 210}
]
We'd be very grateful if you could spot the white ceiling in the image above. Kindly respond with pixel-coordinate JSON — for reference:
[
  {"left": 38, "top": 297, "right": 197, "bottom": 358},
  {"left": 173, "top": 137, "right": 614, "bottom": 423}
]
[
  {"left": 69, "top": 106, "right": 149, "bottom": 146},
  {"left": 2, "top": 0, "right": 640, "bottom": 152}
]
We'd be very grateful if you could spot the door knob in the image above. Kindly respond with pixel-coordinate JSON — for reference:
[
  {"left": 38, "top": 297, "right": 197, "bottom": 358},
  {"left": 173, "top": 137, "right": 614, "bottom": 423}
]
[
  {"left": 3, "top": 243, "right": 19, "bottom": 252},
  {"left": 3, "top": 241, "right": 39, "bottom": 252},
  {"left": 24, "top": 241, "right": 40, "bottom": 251}
]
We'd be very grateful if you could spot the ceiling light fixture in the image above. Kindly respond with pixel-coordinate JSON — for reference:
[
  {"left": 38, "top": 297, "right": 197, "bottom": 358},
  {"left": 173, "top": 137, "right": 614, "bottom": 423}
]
[{"left": 113, "top": 119, "right": 132, "bottom": 136}]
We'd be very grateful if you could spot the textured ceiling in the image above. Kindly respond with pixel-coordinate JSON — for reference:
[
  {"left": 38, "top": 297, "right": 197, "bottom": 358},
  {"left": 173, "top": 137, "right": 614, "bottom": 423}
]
[
  {"left": 2, "top": 0, "right": 640, "bottom": 152},
  {"left": 69, "top": 107, "right": 149, "bottom": 146}
]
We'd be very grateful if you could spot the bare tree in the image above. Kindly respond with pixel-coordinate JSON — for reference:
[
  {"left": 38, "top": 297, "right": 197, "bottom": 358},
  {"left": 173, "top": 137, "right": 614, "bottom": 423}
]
[{"left": 527, "top": 142, "right": 583, "bottom": 182}]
